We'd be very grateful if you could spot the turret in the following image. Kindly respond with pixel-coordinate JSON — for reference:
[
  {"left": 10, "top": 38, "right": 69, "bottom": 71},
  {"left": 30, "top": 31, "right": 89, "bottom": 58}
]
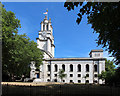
[
  {"left": 37, "top": 15, "right": 55, "bottom": 58},
  {"left": 89, "top": 49, "right": 103, "bottom": 58}
]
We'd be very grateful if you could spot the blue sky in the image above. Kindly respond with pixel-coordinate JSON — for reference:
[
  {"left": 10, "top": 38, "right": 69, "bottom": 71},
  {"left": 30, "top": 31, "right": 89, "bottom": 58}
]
[{"left": 2, "top": 2, "right": 113, "bottom": 60}]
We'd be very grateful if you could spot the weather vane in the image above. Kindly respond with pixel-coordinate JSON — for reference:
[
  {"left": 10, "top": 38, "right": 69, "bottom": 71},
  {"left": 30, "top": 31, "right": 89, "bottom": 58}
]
[{"left": 43, "top": 9, "right": 48, "bottom": 18}]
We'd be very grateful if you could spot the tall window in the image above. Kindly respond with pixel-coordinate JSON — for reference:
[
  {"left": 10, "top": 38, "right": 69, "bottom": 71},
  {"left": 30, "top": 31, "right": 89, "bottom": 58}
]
[
  {"left": 47, "top": 24, "right": 48, "bottom": 31},
  {"left": 47, "top": 79, "right": 50, "bottom": 82},
  {"left": 86, "top": 64, "right": 89, "bottom": 72},
  {"left": 70, "top": 80, "right": 73, "bottom": 83},
  {"left": 70, "top": 64, "right": 73, "bottom": 72},
  {"left": 78, "top": 74, "right": 81, "bottom": 77},
  {"left": 43, "top": 25, "right": 45, "bottom": 31},
  {"left": 86, "top": 80, "right": 89, "bottom": 83},
  {"left": 78, "top": 64, "right": 81, "bottom": 72},
  {"left": 54, "top": 79, "right": 57, "bottom": 82},
  {"left": 78, "top": 80, "right": 81, "bottom": 83},
  {"left": 54, "top": 64, "right": 58, "bottom": 72},
  {"left": 70, "top": 74, "right": 73, "bottom": 77},
  {"left": 62, "top": 64, "right": 65, "bottom": 71},
  {"left": 94, "top": 74, "right": 97, "bottom": 77},
  {"left": 86, "top": 74, "right": 89, "bottom": 77},
  {"left": 94, "top": 65, "right": 97, "bottom": 72},
  {"left": 47, "top": 65, "right": 50, "bottom": 71}
]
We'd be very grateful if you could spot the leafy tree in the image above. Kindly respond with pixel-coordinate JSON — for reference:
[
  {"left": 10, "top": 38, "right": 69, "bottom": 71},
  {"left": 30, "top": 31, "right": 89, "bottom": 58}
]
[
  {"left": 64, "top": 2, "right": 120, "bottom": 65},
  {"left": 98, "top": 59, "right": 115, "bottom": 85},
  {"left": 111, "top": 66, "right": 120, "bottom": 86},
  {"left": 7, "top": 34, "right": 43, "bottom": 79},
  {"left": 58, "top": 69, "right": 67, "bottom": 82},
  {"left": 2, "top": 3, "right": 21, "bottom": 81},
  {"left": 2, "top": 4, "right": 43, "bottom": 81}
]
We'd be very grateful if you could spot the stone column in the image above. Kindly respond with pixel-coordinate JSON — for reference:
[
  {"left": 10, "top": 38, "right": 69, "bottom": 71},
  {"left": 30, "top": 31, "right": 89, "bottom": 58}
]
[
  {"left": 41, "top": 22, "right": 43, "bottom": 31},
  {"left": 47, "top": 39, "right": 51, "bottom": 53},
  {"left": 89, "top": 63, "right": 94, "bottom": 83},
  {"left": 73, "top": 64, "right": 77, "bottom": 83},
  {"left": 48, "top": 22, "right": 51, "bottom": 31},
  {"left": 50, "top": 62, "right": 54, "bottom": 82},
  {"left": 51, "top": 28, "right": 53, "bottom": 34},
  {"left": 45, "top": 24, "right": 47, "bottom": 31},
  {"left": 51, "top": 45, "right": 55, "bottom": 57},
  {"left": 82, "top": 63, "right": 86, "bottom": 83},
  {"left": 99, "top": 61, "right": 105, "bottom": 84},
  {"left": 65, "top": 64, "right": 69, "bottom": 83},
  {"left": 42, "top": 62, "right": 45, "bottom": 82}
]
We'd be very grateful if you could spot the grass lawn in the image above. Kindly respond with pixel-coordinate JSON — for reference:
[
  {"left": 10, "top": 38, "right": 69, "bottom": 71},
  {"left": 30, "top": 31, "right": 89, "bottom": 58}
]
[{"left": 2, "top": 82, "right": 120, "bottom": 96}]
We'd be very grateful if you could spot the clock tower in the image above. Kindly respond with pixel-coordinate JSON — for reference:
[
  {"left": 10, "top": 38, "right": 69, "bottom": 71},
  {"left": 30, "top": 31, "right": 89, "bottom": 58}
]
[{"left": 36, "top": 16, "right": 55, "bottom": 58}]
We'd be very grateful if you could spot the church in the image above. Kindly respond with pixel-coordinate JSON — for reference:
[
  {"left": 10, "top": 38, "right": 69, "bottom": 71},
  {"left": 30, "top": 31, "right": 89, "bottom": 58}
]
[{"left": 30, "top": 16, "right": 105, "bottom": 84}]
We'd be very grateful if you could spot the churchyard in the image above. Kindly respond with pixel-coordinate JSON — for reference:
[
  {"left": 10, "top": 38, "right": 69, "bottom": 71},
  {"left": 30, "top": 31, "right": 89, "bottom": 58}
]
[{"left": 2, "top": 82, "right": 120, "bottom": 96}]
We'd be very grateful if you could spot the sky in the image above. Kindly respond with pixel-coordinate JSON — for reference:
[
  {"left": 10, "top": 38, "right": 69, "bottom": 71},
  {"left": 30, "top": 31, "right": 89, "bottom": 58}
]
[{"left": 2, "top": 2, "right": 114, "bottom": 61}]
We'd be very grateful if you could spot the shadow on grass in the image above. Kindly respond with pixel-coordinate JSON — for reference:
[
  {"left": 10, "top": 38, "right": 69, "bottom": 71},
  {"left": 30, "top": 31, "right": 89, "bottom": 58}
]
[{"left": 2, "top": 83, "right": 120, "bottom": 96}]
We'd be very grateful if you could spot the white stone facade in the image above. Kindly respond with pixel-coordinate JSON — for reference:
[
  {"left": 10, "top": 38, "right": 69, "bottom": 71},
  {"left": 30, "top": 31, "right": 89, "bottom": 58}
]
[{"left": 30, "top": 16, "right": 105, "bottom": 84}]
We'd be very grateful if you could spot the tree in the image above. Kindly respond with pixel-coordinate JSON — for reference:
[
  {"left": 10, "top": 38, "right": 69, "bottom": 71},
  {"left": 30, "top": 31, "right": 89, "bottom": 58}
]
[
  {"left": 58, "top": 69, "right": 67, "bottom": 82},
  {"left": 2, "top": 3, "right": 21, "bottom": 81},
  {"left": 2, "top": 4, "right": 43, "bottom": 81},
  {"left": 111, "top": 66, "right": 120, "bottom": 86},
  {"left": 64, "top": 2, "right": 120, "bottom": 65},
  {"left": 98, "top": 59, "right": 115, "bottom": 85},
  {"left": 7, "top": 34, "right": 43, "bottom": 79}
]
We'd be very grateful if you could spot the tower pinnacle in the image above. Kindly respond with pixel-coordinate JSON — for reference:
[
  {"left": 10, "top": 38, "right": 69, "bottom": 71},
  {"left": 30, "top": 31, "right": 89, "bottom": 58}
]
[{"left": 45, "top": 15, "right": 47, "bottom": 20}]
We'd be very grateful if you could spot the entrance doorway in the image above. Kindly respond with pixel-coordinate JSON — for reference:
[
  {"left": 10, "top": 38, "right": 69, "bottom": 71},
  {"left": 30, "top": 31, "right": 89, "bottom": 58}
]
[
  {"left": 37, "top": 73, "right": 39, "bottom": 78},
  {"left": 54, "top": 79, "right": 57, "bottom": 82}
]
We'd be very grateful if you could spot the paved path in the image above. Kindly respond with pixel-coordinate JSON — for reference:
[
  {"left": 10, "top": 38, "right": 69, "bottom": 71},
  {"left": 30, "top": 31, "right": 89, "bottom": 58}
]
[{"left": 2, "top": 82, "right": 65, "bottom": 86}]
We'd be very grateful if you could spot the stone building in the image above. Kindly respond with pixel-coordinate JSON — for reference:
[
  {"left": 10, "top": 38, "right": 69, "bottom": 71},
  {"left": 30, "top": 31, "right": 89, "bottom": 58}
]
[{"left": 30, "top": 16, "right": 105, "bottom": 84}]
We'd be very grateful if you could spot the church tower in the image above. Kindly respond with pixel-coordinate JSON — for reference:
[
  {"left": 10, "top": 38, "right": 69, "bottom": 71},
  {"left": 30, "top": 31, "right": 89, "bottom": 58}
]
[
  {"left": 36, "top": 16, "right": 55, "bottom": 58},
  {"left": 30, "top": 14, "right": 105, "bottom": 84}
]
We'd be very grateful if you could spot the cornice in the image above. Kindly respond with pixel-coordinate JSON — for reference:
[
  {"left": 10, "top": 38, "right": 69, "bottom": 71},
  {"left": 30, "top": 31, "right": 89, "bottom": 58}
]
[{"left": 45, "top": 57, "right": 106, "bottom": 61}]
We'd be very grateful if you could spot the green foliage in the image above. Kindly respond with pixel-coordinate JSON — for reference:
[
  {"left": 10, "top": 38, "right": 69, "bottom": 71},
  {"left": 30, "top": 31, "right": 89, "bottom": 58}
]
[
  {"left": 58, "top": 69, "right": 67, "bottom": 82},
  {"left": 98, "top": 59, "right": 115, "bottom": 85},
  {"left": 64, "top": 2, "right": 120, "bottom": 65},
  {"left": 113, "top": 67, "right": 120, "bottom": 83},
  {"left": 2, "top": 4, "right": 43, "bottom": 81}
]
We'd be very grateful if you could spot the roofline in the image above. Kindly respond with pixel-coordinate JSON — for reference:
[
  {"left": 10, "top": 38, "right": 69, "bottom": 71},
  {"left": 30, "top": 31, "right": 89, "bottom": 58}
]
[
  {"left": 91, "top": 49, "right": 103, "bottom": 52},
  {"left": 89, "top": 49, "right": 103, "bottom": 55},
  {"left": 44, "top": 57, "right": 106, "bottom": 61}
]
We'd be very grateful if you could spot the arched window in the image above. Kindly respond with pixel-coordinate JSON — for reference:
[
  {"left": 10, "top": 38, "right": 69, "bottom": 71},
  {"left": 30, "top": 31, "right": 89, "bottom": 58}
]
[
  {"left": 47, "top": 24, "right": 48, "bottom": 30},
  {"left": 54, "top": 79, "right": 57, "bottom": 82},
  {"left": 70, "top": 64, "right": 73, "bottom": 72},
  {"left": 94, "top": 65, "right": 97, "bottom": 72},
  {"left": 47, "top": 65, "right": 50, "bottom": 71},
  {"left": 78, "top": 80, "right": 81, "bottom": 83},
  {"left": 54, "top": 64, "right": 57, "bottom": 72},
  {"left": 70, "top": 80, "right": 73, "bottom": 83},
  {"left": 43, "top": 25, "right": 45, "bottom": 31},
  {"left": 78, "top": 64, "right": 81, "bottom": 72},
  {"left": 62, "top": 64, "right": 65, "bottom": 71},
  {"left": 86, "top": 64, "right": 89, "bottom": 72},
  {"left": 86, "top": 80, "right": 89, "bottom": 83},
  {"left": 47, "top": 79, "right": 50, "bottom": 82},
  {"left": 94, "top": 74, "right": 97, "bottom": 77}
]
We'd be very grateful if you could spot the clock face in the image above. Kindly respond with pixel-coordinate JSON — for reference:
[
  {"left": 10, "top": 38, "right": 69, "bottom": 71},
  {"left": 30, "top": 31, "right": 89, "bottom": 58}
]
[{"left": 42, "top": 31, "right": 47, "bottom": 37}]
